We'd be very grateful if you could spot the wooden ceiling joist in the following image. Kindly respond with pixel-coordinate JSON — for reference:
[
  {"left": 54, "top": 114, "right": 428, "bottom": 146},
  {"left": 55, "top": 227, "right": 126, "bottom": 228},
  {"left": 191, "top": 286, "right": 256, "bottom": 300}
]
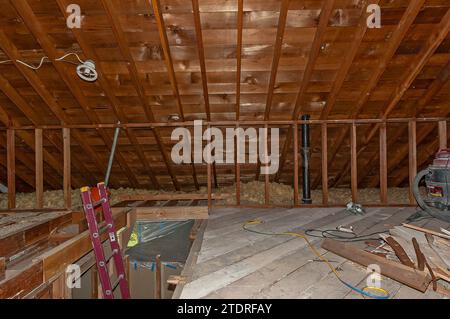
[
  {"left": 0, "top": 71, "right": 93, "bottom": 187},
  {"left": 364, "top": 60, "right": 450, "bottom": 188},
  {"left": 264, "top": 0, "right": 290, "bottom": 120},
  {"left": 321, "top": 0, "right": 427, "bottom": 188},
  {"left": 0, "top": 1, "right": 449, "bottom": 192},
  {"left": 0, "top": 28, "right": 100, "bottom": 188},
  {"left": 332, "top": 6, "right": 450, "bottom": 188},
  {"left": 236, "top": 0, "right": 243, "bottom": 120},
  {"left": 276, "top": 0, "right": 335, "bottom": 180}
]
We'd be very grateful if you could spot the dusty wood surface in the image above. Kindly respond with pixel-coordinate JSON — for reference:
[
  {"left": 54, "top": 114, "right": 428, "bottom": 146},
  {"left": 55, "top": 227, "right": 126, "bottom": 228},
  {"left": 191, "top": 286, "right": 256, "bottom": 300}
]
[{"left": 177, "top": 207, "right": 449, "bottom": 299}]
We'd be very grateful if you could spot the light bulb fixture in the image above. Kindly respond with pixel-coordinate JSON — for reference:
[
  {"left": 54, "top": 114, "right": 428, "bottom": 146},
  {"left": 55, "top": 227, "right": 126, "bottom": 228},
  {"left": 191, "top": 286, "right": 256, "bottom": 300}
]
[
  {"left": 76, "top": 59, "right": 98, "bottom": 82},
  {"left": 0, "top": 52, "right": 98, "bottom": 83},
  {"left": 168, "top": 114, "right": 181, "bottom": 122}
]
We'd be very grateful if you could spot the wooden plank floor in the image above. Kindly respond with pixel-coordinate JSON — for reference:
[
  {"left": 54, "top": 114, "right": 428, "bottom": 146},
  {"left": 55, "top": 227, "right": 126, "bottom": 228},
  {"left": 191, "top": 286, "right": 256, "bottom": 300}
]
[{"left": 177, "top": 207, "right": 448, "bottom": 299}]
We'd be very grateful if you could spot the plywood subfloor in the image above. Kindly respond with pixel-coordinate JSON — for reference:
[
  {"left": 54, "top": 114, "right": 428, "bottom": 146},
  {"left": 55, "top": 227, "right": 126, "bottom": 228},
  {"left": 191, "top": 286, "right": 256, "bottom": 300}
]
[{"left": 177, "top": 207, "right": 449, "bottom": 299}]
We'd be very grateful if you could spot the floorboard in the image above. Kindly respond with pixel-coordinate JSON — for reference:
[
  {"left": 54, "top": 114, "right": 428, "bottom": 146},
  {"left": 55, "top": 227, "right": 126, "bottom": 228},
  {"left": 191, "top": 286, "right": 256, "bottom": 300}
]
[{"left": 177, "top": 207, "right": 448, "bottom": 299}]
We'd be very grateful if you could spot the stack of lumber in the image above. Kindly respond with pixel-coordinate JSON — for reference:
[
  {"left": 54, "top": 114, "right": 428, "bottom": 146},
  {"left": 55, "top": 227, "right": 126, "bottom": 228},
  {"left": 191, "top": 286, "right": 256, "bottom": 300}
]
[{"left": 322, "top": 223, "right": 450, "bottom": 297}]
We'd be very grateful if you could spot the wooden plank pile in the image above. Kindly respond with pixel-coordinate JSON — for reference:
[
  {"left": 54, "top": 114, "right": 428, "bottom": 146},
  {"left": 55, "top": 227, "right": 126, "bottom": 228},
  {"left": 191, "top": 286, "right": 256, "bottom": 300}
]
[{"left": 322, "top": 223, "right": 450, "bottom": 297}]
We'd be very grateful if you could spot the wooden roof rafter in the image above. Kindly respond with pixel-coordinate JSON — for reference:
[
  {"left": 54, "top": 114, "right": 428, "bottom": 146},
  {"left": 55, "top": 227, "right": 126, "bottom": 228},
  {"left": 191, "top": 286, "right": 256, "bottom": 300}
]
[
  {"left": 319, "top": 0, "right": 379, "bottom": 120},
  {"left": 365, "top": 60, "right": 450, "bottom": 188},
  {"left": 236, "top": 0, "right": 243, "bottom": 120},
  {"left": 192, "top": 0, "right": 212, "bottom": 121},
  {"left": 0, "top": 30, "right": 96, "bottom": 188},
  {"left": 53, "top": 0, "right": 165, "bottom": 189},
  {"left": 264, "top": 0, "right": 290, "bottom": 120},
  {"left": 191, "top": 0, "right": 218, "bottom": 189},
  {"left": 0, "top": 70, "right": 94, "bottom": 186},
  {"left": 100, "top": 0, "right": 177, "bottom": 190},
  {"left": 275, "top": 0, "right": 335, "bottom": 181},
  {"left": 9, "top": 0, "right": 136, "bottom": 189},
  {"left": 0, "top": 105, "right": 66, "bottom": 189},
  {"left": 333, "top": 7, "right": 450, "bottom": 188},
  {"left": 151, "top": 0, "right": 185, "bottom": 121},
  {"left": 317, "top": 0, "right": 426, "bottom": 188}
]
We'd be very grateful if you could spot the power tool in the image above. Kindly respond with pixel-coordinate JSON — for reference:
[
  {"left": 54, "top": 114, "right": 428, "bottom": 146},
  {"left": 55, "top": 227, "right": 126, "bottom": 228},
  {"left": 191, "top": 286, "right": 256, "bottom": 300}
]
[{"left": 413, "top": 149, "right": 450, "bottom": 222}]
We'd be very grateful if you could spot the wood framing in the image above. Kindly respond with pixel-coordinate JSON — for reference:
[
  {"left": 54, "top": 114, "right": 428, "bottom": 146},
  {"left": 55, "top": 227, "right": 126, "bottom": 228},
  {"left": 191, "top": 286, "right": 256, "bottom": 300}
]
[
  {"left": 7, "top": 129, "right": 15, "bottom": 209},
  {"left": 408, "top": 121, "right": 417, "bottom": 205},
  {"left": 134, "top": 206, "right": 209, "bottom": 221},
  {"left": 35, "top": 129, "right": 43, "bottom": 209},
  {"left": 63, "top": 128, "right": 71, "bottom": 210}
]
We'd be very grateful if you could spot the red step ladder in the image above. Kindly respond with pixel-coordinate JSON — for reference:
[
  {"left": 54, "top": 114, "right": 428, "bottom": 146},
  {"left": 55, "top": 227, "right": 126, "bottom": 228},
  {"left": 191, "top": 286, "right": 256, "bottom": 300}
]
[{"left": 80, "top": 182, "right": 131, "bottom": 299}]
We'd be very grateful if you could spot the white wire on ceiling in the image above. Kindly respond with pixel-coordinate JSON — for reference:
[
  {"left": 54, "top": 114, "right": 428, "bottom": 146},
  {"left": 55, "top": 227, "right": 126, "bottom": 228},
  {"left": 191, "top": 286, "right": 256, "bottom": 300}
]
[
  {"left": 0, "top": 52, "right": 85, "bottom": 70},
  {"left": 0, "top": 52, "right": 98, "bottom": 82}
]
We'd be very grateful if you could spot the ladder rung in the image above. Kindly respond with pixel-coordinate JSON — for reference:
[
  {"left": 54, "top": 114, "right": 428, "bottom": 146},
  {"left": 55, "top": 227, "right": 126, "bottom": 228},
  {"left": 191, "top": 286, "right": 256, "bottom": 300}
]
[
  {"left": 92, "top": 198, "right": 107, "bottom": 209},
  {"left": 112, "top": 275, "right": 125, "bottom": 291},
  {"left": 105, "top": 249, "right": 119, "bottom": 263}
]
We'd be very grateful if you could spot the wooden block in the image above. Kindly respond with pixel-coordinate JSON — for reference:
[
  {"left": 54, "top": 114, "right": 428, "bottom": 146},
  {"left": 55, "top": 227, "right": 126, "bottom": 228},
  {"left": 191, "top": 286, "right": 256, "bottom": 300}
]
[
  {"left": 0, "top": 258, "right": 5, "bottom": 279},
  {"left": 322, "top": 239, "right": 431, "bottom": 292},
  {"left": 118, "top": 193, "right": 231, "bottom": 202},
  {"left": 135, "top": 206, "right": 209, "bottom": 221}
]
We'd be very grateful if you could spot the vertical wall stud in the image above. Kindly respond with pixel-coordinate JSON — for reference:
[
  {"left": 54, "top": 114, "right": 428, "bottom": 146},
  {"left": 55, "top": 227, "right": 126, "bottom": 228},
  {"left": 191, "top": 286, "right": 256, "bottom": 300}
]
[
  {"left": 7, "top": 129, "right": 15, "bottom": 209},
  {"left": 350, "top": 123, "right": 358, "bottom": 203},
  {"left": 408, "top": 121, "right": 417, "bottom": 205},
  {"left": 35, "top": 129, "right": 44, "bottom": 209},
  {"left": 63, "top": 128, "right": 71, "bottom": 210},
  {"left": 439, "top": 121, "right": 447, "bottom": 150},
  {"left": 293, "top": 124, "right": 299, "bottom": 206},
  {"left": 379, "top": 123, "right": 388, "bottom": 205},
  {"left": 321, "top": 123, "right": 329, "bottom": 206}
]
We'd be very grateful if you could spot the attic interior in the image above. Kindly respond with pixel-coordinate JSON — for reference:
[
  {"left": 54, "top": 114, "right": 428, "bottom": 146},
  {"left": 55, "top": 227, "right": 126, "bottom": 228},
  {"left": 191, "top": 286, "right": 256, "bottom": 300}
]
[{"left": 0, "top": 0, "right": 450, "bottom": 300}]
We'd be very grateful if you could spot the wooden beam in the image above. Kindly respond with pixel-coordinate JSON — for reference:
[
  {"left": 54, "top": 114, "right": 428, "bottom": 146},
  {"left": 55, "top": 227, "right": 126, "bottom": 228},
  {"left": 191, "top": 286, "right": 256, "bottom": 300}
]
[
  {"left": 321, "top": 123, "right": 329, "bottom": 206},
  {"left": 408, "top": 121, "right": 417, "bottom": 205},
  {"left": 36, "top": 209, "right": 129, "bottom": 281},
  {"left": 317, "top": 0, "right": 426, "bottom": 187},
  {"left": 379, "top": 123, "right": 388, "bottom": 205},
  {"left": 207, "top": 159, "right": 212, "bottom": 209},
  {"left": 101, "top": 0, "right": 179, "bottom": 190},
  {"left": 361, "top": 7, "right": 450, "bottom": 167},
  {"left": 439, "top": 121, "right": 447, "bottom": 150},
  {"left": 0, "top": 258, "right": 5, "bottom": 279},
  {"left": 118, "top": 193, "right": 231, "bottom": 202},
  {"left": 192, "top": 0, "right": 212, "bottom": 120},
  {"left": 381, "top": 8, "right": 450, "bottom": 120},
  {"left": 63, "top": 128, "right": 71, "bottom": 210},
  {"left": 293, "top": 124, "right": 299, "bottom": 206},
  {"left": 0, "top": 27, "right": 93, "bottom": 188},
  {"left": 235, "top": 124, "right": 241, "bottom": 206},
  {"left": 322, "top": 239, "right": 431, "bottom": 292},
  {"left": 35, "top": 129, "right": 43, "bottom": 209},
  {"left": 365, "top": 60, "right": 450, "bottom": 188},
  {"left": 320, "top": 0, "right": 377, "bottom": 119},
  {"left": 151, "top": 0, "right": 185, "bottom": 120},
  {"left": 276, "top": 0, "right": 335, "bottom": 179},
  {"left": 155, "top": 254, "right": 162, "bottom": 299},
  {"left": 236, "top": 0, "right": 243, "bottom": 120},
  {"left": 135, "top": 206, "right": 209, "bottom": 221},
  {"left": 350, "top": 123, "right": 358, "bottom": 203},
  {"left": 292, "top": 0, "right": 335, "bottom": 119},
  {"left": 264, "top": 0, "right": 290, "bottom": 120},
  {"left": 7, "top": 129, "right": 15, "bottom": 209}
]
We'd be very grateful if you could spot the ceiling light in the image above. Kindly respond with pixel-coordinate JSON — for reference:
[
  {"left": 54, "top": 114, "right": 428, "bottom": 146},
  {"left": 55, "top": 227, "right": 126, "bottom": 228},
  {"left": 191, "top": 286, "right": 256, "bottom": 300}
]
[
  {"left": 76, "top": 59, "right": 98, "bottom": 82},
  {"left": 168, "top": 114, "right": 181, "bottom": 122}
]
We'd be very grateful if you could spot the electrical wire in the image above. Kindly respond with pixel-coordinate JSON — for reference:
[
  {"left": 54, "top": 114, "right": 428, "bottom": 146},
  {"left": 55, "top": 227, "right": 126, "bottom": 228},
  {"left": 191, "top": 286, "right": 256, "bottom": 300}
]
[
  {"left": 16, "top": 56, "right": 49, "bottom": 70},
  {"left": 304, "top": 229, "right": 387, "bottom": 242},
  {"left": 243, "top": 220, "right": 391, "bottom": 300},
  {"left": 0, "top": 52, "right": 85, "bottom": 70}
]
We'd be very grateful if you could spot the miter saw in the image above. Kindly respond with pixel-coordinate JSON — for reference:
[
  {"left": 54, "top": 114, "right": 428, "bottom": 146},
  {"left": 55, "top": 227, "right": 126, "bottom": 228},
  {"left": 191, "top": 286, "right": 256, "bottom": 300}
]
[{"left": 413, "top": 149, "right": 450, "bottom": 222}]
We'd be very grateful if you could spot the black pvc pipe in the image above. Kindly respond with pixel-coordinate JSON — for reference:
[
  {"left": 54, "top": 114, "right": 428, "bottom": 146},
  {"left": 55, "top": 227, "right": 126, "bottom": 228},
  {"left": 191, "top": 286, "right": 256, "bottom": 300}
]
[{"left": 301, "top": 114, "right": 312, "bottom": 204}]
